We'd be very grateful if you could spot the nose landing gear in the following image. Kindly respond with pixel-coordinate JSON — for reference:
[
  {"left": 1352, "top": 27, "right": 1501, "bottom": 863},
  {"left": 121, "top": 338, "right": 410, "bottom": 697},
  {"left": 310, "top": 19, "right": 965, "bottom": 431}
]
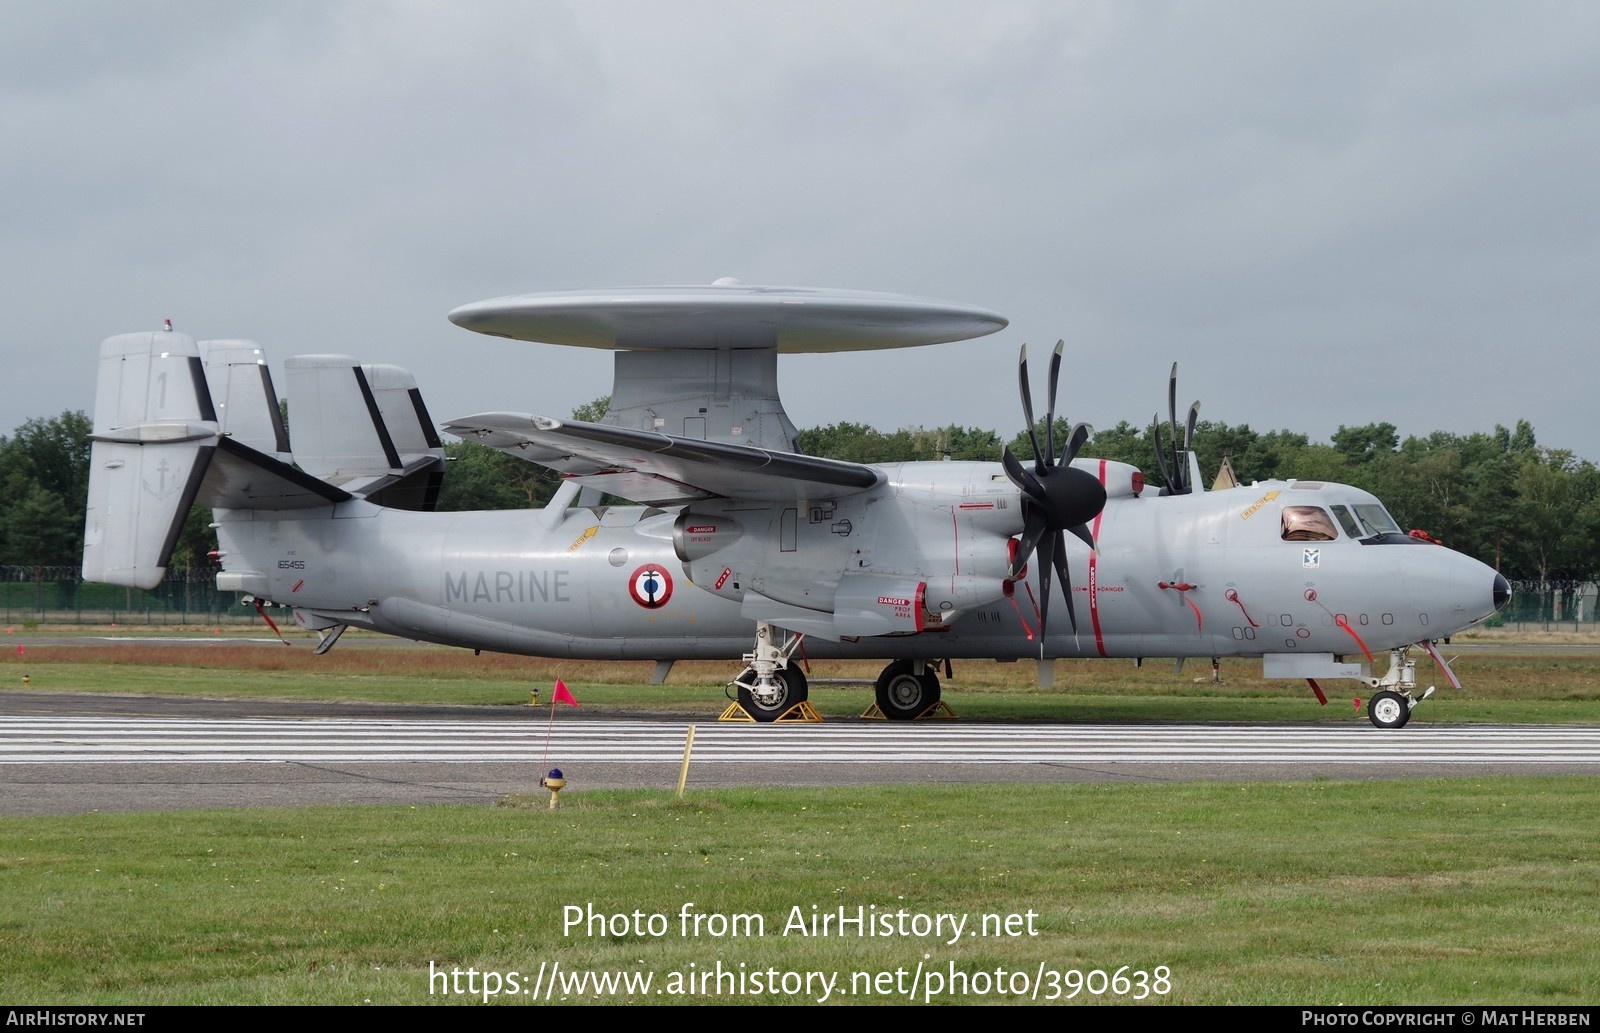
[
  {"left": 728, "top": 622, "right": 811, "bottom": 722},
  {"left": 1362, "top": 646, "right": 1439, "bottom": 729}
]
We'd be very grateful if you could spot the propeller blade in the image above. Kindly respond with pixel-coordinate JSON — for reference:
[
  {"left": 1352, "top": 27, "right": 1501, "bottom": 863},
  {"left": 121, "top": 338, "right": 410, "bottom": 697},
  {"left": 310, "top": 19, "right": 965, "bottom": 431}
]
[
  {"left": 1052, "top": 532, "right": 1078, "bottom": 638},
  {"left": 1152, "top": 414, "right": 1173, "bottom": 494},
  {"left": 1035, "top": 530, "right": 1056, "bottom": 657},
  {"left": 1167, "top": 363, "right": 1183, "bottom": 493},
  {"left": 1181, "top": 400, "right": 1202, "bottom": 496},
  {"left": 1017, "top": 346, "right": 1045, "bottom": 474},
  {"left": 1045, "top": 340, "right": 1063, "bottom": 466},
  {"left": 1146, "top": 364, "right": 1209, "bottom": 496},
  {"left": 1001, "top": 445, "right": 1042, "bottom": 499},
  {"left": 1061, "top": 421, "right": 1092, "bottom": 466},
  {"left": 1013, "top": 506, "right": 1050, "bottom": 579},
  {"left": 1067, "top": 522, "right": 1096, "bottom": 552}
]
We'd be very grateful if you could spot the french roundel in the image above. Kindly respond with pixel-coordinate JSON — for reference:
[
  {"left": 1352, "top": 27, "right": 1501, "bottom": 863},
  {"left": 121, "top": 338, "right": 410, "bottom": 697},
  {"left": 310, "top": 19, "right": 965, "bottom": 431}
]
[{"left": 628, "top": 565, "right": 673, "bottom": 608}]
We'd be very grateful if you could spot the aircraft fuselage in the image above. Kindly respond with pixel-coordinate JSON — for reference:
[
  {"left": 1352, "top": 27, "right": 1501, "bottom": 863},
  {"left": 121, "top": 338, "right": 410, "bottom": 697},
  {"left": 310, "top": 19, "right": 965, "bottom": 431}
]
[{"left": 224, "top": 461, "right": 1505, "bottom": 665}]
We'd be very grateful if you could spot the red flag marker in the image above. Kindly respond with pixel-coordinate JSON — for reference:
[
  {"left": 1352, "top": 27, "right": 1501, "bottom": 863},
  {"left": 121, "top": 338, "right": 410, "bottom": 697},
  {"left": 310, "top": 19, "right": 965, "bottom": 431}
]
[
  {"left": 15, "top": 644, "right": 22, "bottom": 656},
  {"left": 542, "top": 678, "right": 580, "bottom": 772},
  {"left": 1353, "top": 697, "right": 1363, "bottom": 713}
]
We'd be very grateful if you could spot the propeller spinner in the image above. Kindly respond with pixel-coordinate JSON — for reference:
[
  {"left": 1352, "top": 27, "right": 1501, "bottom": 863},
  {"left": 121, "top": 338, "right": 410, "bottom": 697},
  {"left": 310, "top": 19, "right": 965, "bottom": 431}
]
[{"left": 1002, "top": 341, "right": 1107, "bottom": 652}]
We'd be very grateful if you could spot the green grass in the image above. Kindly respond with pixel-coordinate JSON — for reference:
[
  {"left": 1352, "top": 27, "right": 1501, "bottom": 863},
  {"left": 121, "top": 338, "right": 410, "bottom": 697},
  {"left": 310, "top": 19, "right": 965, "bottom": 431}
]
[
  {"left": 1, "top": 781, "right": 1596, "bottom": 1005},
  {"left": 4, "top": 644, "right": 1598, "bottom": 1005}
]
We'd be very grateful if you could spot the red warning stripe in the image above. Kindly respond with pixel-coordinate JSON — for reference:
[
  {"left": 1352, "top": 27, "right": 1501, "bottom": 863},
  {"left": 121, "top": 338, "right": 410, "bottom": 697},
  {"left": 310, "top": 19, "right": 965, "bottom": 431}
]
[{"left": 1088, "top": 460, "right": 1108, "bottom": 657}]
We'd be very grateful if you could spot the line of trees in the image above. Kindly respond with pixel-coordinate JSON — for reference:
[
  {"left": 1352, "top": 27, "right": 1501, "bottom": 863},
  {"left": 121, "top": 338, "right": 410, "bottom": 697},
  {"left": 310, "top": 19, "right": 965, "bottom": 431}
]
[
  {"left": 795, "top": 416, "right": 1600, "bottom": 592},
  {"left": 4, "top": 408, "right": 1597, "bottom": 593}
]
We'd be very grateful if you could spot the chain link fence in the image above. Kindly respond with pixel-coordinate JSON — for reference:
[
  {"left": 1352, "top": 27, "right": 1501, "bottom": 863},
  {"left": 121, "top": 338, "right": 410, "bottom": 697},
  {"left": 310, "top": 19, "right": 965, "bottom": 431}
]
[
  {"left": 1, "top": 566, "right": 254, "bottom": 626},
  {"left": 1488, "top": 580, "right": 1597, "bottom": 632}
]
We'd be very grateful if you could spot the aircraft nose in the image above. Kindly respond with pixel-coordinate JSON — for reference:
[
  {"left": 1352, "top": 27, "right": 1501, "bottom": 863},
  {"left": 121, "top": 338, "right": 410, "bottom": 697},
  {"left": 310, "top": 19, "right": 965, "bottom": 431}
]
[{"left": 1493, "top": 573, "right": 1511, "bottom": 613}]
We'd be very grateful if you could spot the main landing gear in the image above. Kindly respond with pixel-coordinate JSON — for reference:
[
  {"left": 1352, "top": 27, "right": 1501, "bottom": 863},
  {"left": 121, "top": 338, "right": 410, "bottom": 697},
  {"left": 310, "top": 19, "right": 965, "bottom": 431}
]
[
  {"left": 873, "top": 659, "right": 942, "bottom": 720},
  {"left": 1361, "top": 646, "right": 1437, "bottom": 729},
  {"left": 728, "top": 625, "right": 948, "bottom": 722}
]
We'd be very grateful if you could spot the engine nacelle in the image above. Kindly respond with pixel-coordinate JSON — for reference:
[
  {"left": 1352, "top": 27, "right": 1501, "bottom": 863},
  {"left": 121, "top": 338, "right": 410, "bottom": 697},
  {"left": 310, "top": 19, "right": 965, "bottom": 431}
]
[
  {"left": 923, "top": 575, "right": 1013, "bottom": 619},
  {"left": 834, "top": 574, "right": 927, "bottom": 636},
  {"left": 1070, "top": 457, "right": 1145, "bottom": 499},
  {"left": 673, "top": 512, "right": 743, "bottom": 562}
]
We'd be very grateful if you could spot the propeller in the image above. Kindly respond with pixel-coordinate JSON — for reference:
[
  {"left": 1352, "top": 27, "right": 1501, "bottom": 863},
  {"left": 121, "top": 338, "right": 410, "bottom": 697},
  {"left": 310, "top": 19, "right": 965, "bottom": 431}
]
[
  {"left": 1151, "top": 362, "right": 1201, "bottom": 495},
  {"left": 1001, "top": 341, "right": 1108, "bottom": 652}
]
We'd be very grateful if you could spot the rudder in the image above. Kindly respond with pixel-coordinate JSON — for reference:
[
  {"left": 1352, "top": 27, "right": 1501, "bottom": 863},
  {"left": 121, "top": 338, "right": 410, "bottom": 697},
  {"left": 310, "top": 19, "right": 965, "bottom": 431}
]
[{"left": 81, "top": 332, "right": 219, "bottom": 589}]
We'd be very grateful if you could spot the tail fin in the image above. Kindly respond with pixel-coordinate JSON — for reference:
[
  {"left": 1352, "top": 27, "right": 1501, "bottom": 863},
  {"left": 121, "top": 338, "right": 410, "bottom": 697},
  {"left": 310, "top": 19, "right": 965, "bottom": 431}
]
[
  {"left": 284, "top": 355, "right": 445, "bottom": 510},
  {"left": 82, "top": 332, "right": 220, "bottom": 589},
  {"left": 82, "top": 333, "right": 352, "bottom": 590},
  {"left": 198, "top": 339, "right": 291, "bottom": 462}
]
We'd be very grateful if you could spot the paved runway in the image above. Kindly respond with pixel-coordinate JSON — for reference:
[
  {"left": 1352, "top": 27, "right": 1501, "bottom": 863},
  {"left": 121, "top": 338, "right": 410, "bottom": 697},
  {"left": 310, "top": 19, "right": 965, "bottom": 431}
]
[{"left": 2, "top": 693, "right": 1597, "bottom": 815}]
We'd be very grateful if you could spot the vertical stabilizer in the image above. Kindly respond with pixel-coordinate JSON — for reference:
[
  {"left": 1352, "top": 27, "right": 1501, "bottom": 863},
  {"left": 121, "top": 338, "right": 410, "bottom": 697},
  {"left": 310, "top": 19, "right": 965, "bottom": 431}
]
[
  {"left": 284, "top": 355, "right": 445, "bottom": 509},
  {"left": 82, "top": 332, "right": 220, "bottom": 589},
  {"left": 199, "top": 339, "right": 291, "bottom": 462}
]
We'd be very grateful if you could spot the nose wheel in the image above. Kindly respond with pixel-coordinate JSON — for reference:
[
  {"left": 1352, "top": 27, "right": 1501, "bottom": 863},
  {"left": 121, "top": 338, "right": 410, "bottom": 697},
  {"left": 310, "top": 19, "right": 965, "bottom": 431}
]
[
  {"left": 730, "top": 622, "right": 809, "bottom": 722},
  {"left": 1367, "top": 689, "right": 1412, "bottom": 729},
  {"left": 733, "top": 664, "right": 809, "bottom": 723}
]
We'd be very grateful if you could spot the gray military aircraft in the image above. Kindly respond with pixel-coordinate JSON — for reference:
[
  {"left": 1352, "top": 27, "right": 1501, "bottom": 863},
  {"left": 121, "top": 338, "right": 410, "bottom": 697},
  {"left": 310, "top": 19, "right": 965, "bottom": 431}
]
[{"left": 81, "top": 282, "right": 1509, "bottom": 727}]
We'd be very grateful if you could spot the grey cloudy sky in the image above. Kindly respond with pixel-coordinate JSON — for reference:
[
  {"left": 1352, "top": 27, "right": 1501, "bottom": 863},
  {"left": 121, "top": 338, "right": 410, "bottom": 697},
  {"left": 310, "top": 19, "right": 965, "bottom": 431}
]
[{"left": 4, "top": 1, "right": 1596, "bottom": 461}]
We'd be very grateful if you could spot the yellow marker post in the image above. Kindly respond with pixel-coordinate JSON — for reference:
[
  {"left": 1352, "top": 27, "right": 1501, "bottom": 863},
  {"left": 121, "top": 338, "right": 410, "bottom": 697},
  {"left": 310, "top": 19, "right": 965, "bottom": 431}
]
[{"left": 676, "top": 724, "right": 697, "bottom": 799}]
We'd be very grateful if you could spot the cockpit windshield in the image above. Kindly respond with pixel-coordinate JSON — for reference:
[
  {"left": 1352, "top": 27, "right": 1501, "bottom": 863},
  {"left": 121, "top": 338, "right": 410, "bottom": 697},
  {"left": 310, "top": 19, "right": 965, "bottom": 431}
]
[
  {"left": 1331, "top": 503, "right": 1402, "bottom": 539},
  {"left": 1331, "top": 505, "right": 1363, "bottom": 539}
]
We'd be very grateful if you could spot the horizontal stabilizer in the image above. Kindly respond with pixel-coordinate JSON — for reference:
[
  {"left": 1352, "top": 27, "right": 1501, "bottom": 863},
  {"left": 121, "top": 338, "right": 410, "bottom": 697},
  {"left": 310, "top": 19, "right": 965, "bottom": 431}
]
[
  {"left": 284, "top": 355, "right": 444, "bottom": 510},
  {"left": 197, "top": 436, "right": 352, "bottom": 510},
  {"left": 442, "top": 413, "right": 883, "bottom": 505}
]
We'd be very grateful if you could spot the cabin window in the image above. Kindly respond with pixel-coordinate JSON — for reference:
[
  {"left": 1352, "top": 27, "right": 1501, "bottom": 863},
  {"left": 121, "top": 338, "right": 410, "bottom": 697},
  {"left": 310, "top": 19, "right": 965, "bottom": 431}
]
[{"left": 1281, "top": 506, "right": 1338, "bottom": 542}]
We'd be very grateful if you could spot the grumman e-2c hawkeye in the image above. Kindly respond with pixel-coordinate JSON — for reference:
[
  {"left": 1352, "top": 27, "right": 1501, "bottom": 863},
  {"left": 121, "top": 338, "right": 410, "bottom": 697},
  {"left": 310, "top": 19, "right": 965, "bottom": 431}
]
[{"left": 81, "top": 282, "right": 1509, "bottom": 727}]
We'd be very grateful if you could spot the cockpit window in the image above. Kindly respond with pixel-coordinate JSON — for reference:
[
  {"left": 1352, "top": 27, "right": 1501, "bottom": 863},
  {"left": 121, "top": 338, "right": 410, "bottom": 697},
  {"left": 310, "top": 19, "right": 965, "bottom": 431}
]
[
  {"left": 1281, "top": 506, "right": 1339, "bottom": 542},
  {"left": 1329, "top": 502, "right": 1404, "bottom": 540},
  {"left": 1331, "top": 505, "right": 1364, "bottom": 539},
  {"left": 1352, "top": 504, "right": 1401, "bottom": 537}
]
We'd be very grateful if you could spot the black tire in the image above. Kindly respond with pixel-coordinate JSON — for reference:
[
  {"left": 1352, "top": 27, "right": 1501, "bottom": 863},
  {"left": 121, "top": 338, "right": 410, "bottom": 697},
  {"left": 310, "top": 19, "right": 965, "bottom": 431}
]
[
  {"left": 1368, "top": 689, "right": 1411, "bottom": 729},
  {"left": 874, "top": 660, "right": 941, "bottom": 721},
  {"left": 780, "top": 664, "right": 809, "bottom": 699},
  {"left": 736, "top": 665, "right": 808, "bottom": 723}
]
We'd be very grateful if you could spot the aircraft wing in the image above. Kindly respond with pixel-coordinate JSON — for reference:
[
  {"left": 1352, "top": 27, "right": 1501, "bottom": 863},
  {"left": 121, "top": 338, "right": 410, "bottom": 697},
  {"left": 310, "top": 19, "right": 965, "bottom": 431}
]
[{"left": 442, "top": 413, "right": 884, "bottom": 505}]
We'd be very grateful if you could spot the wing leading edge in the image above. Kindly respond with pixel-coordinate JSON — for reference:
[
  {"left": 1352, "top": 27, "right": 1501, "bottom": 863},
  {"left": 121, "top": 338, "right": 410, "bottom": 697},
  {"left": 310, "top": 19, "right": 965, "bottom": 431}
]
[{"left": 442, "top": 413, "right": 883, "bottom": 505}]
